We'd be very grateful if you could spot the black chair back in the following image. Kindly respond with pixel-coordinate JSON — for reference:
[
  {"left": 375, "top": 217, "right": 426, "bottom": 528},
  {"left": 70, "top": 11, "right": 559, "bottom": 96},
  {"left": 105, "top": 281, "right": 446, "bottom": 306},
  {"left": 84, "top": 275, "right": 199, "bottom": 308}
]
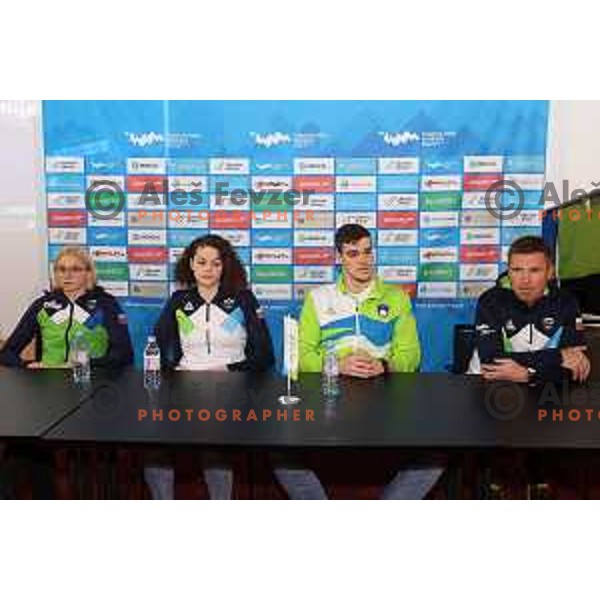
[{"left": 452, "top": 324, "right": 476, "bottom": 374}]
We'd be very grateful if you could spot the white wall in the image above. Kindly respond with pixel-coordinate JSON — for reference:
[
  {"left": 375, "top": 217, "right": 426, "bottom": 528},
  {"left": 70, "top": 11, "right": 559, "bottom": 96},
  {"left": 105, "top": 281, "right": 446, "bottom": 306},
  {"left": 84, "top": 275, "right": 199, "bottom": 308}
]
[
  {"left": 546, "top": 100, "right": 600, "bottom": 199},
  {"left": 0, "top": 100, "right": 46, "bottom": 340},
  {"left": 0, "top": 99, "right": 598, "bottom": 338}
]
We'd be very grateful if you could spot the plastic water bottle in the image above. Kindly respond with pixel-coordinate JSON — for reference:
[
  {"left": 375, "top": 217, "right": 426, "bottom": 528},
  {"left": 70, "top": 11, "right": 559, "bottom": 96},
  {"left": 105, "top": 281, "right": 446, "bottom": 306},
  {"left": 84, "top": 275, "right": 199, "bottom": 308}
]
[
  {"left": 143, "top": 335, "right": 161, "bottom": 390},
  {"left": 71, "top": 331, "right": 91, "bottom": 384},
  {"left": 322, "top": 344, "right": 340, "bottom": 398}
]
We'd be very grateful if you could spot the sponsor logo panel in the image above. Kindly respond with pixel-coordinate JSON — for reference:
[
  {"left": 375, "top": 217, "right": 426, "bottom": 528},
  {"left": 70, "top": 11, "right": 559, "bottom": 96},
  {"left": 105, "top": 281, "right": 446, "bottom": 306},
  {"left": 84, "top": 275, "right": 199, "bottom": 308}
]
[
  {"left": 252, "top": 284, "right": 293, "bottom": 301},
  {"left": 417, "top": 282, "right": 458, "bottom": 298},
  {"left": 336, "top": 212, "right": 376, "bottom": 229},
  {"left": 378, "top": 230, "right": 419, "bottom": 246},
  {"left": 129, "top": 264, "right": 168, "bottom": 281},
  {"left": 45, "top": 156, "right": 84, "bottom": 173},
  {"left": 251, "top": 248, "right": 293, "bottom": 265},
  {"left": 419, "top": 246, "right": 459, "bottom": 263},
  {"left": 377, "top": 193, "right": 419, "bottom": 211},
  {"left": 377, "top": 266, "right": 417, "bottom": 282},
  {"left": 293, "top": 266, "right": 335, "bottom": 283},
  {"left": 48, "top": 228, "right": 86, "bottom": 245},
  {"left": 460, "top": 264, "right": 500, "bottom": 281},
  {"left": 130, "top": 282, "right": 169, "bottom": 299}
]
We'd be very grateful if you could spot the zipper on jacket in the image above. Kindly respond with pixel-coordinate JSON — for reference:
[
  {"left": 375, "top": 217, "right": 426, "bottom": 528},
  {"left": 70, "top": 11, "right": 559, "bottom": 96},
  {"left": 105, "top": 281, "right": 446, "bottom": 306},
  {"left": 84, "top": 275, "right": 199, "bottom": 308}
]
[
  {"left": 64, "top": 301, "right": 75, "bottom": 362},
  {"left": 206, "top": 303, "right": 211, "bottom": 354},
  {"left": 354, "top": 300, "right": 361, "bottom": 353}
]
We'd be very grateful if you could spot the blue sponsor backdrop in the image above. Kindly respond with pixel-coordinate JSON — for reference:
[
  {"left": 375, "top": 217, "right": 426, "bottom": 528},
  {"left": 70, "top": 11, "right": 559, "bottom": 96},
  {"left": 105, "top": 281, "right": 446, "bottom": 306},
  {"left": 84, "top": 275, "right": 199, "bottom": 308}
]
[{"left": 43, "top": 101, "right": 549, "bottom": 371}]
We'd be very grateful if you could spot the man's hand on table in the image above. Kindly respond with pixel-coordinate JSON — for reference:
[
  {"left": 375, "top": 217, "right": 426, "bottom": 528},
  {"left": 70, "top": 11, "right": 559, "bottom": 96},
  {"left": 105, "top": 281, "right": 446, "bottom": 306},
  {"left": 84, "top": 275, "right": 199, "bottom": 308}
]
[
  {"left": 339, "top": 354, "right": 385, "bottom": 379},
  {"left": 481, "top": 359, "right": 529, "bottom": 383}
]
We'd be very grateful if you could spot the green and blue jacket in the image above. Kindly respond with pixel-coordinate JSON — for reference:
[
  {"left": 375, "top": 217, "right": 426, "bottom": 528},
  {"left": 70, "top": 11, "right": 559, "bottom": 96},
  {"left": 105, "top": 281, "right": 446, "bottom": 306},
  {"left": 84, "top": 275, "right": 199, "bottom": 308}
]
[
  {"left": 299, "top": 275, "right": 421, "bottom": 373},
  {"left": 0, "top": 287, "right": 133, "bottom": 369}
]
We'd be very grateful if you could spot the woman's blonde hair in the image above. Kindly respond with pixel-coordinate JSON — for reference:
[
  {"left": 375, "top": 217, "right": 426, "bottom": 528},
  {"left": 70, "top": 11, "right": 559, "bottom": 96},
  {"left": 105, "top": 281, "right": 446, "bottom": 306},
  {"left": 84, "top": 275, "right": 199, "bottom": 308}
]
[{"left": 52, "top": 247, "right": 97, "bottom": 291}]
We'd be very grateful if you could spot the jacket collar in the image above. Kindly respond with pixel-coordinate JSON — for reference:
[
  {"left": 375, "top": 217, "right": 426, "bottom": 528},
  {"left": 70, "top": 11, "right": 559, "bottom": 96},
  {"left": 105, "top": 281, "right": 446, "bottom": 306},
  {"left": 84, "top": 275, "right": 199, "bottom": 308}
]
[
  {"left": 50, "top": 287, "right": 100, "bottom": 306},
  {"left": 336, "top": 274, "right": 385, "bottom": 300},
  {"left": 186, "top": 285, "right": 234, "bottom": 307}
]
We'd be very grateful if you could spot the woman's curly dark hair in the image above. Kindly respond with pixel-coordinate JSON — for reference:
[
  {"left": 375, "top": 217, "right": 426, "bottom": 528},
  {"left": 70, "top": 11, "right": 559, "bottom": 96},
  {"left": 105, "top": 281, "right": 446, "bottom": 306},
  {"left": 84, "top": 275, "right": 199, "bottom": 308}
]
[{"left": 175, "top": 234, "right": 248, "bottom": 296}]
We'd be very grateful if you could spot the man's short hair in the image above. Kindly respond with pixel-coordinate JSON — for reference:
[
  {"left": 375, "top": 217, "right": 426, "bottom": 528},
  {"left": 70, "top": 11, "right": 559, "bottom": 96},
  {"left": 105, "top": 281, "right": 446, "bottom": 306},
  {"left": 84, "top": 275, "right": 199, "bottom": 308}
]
[
  {"left": 334, "top": 224, "right": 371, "bottom": 253},
  {"left": 508, "top": 235, "right": 553, "bottom": 264}
]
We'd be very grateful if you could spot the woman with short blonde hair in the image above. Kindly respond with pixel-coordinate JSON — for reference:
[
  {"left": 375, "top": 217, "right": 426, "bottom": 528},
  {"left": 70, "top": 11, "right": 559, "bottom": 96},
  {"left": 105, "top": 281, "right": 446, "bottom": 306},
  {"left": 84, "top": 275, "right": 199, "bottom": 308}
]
[
  {"left": 51, "top": 246, "right": 97, "bottom": 291},
  {"left": 0, "top": 246, "right": 133, "bottom": 369}
]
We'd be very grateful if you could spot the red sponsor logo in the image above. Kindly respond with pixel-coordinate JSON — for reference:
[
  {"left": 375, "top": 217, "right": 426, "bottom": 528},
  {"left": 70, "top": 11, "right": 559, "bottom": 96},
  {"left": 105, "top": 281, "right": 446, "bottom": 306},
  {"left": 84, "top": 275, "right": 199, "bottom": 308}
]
[
  {"left": 293, "top": 248, "right": 335, "bottom": 265},
  {"left": 463, "top": 174, "right": 502, "bottom": 191},
  {"left": 292, "top": 176, "right": 335, "bottom": 193},
  {"left": 460, "top": 246, "right": 501, "bottom": 263},
  {"left": 127, "top": 247, "right": 168, "bottom": 263},
  {"left": 209, "top": 211, "right": 251, "bottom": 229},
  {"left": 377, "top": 212, "right": 418, "bottom": 229},
  {"left": 126, "top": 176, "right": 166, "bottom": 193},
  {"left": 47, "top": 210, "right": 87, "bottom": 227}
]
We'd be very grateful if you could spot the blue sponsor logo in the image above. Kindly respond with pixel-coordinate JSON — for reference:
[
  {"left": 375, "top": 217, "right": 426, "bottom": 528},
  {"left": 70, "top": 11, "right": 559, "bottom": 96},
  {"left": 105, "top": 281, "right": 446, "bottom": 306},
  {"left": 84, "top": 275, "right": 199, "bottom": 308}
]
[
  {"left": 505, "top": 155, "right": 545, "bottom": 173},
  {"left": 421, "top": 157, "right": 463, "bottom": 174},
  {"left": 46, "top": 174, "right": 85, "bottom": 192},
  {"left": 501, "top": 227, "right": 542, "bottom": 245},
  {"left": 251, "top": 229, "right": 293, "bottom": 247},
  {"left": 209, "top": 176, "right": 251, "bottom": 192},
  {"left": 335, "top": 194, "right": 377, "bottom": 212},
  {"left": 85, "top": 158, "right": 126, "bottom": 174},
  {"left": 377, "top": 247, "right": 419, "bottom": 265},
  {"left": 168, "top": 229, "right": 203, "bottom": 247},
  {"left": 251, "top": 160, "right": 293, "bottom": 175},
  {"left": 167, "top": 158, "right": 208, "bottom": 175},
  {"left": 89, "top": 228, "right": 128, "bottom": 246},
  {"left": 377, "top": 175, "right": 420, "bottom": 193},
  {"left": 336, "top": 158, "right": 377, "bottom": 175},
  {"left": 420, "top": 228, "right": 459, "bottom": 247}
]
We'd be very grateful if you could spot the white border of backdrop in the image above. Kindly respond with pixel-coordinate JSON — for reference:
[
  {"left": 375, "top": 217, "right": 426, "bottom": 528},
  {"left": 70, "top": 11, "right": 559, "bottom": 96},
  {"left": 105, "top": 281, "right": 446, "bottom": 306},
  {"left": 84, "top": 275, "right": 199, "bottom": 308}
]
[
  {"left": 0, "top": 501, "right": 595, "bottom": 600},
  {"left": 0, "top": 1, "right": 598, "bottom": 100}
]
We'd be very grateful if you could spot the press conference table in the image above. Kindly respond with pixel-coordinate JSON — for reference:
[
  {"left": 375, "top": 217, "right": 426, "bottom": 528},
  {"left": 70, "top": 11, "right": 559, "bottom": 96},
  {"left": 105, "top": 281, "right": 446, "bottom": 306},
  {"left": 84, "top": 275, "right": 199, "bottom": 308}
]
[
  {"left": 1, "top": 367, "right": 599, "bottom": 450},
  {"left": 0, "top": 369, "right": 90, "bottom": 440}
]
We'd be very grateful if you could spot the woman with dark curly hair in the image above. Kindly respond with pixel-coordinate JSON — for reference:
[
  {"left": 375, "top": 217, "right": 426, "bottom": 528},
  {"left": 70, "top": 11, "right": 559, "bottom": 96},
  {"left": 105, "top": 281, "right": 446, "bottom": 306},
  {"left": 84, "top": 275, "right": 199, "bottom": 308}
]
[{"left": 144, "top": 234, "right": 275, "bottom": 499}]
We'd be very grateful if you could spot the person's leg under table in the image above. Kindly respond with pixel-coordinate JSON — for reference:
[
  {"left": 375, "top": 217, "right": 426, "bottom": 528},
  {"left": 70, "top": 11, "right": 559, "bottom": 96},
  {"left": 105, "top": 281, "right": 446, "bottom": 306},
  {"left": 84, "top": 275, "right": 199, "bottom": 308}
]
[
  {"left": 271, "top": 452, "right": 328, "bottom": 500},
  {"left": 380, "top": 465, "right": 445, "bottom": 500},
  {"left": 201, "top": 451, "right": 234, "bottom": 500},
  {"left": 144, "top": 449, "right": 175, "bottom": 500}
]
